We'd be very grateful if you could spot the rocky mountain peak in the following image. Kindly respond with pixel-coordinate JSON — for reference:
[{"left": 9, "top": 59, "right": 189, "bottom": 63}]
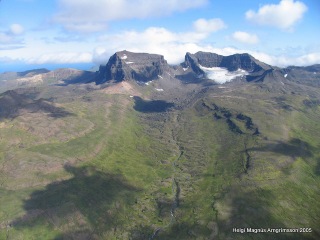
[
  {"left": 97, "top": 50, "right": 169, "bottom": 84},
  {"left": 181, "top": 51, "right": 273, "bottom": 82},
  {"left": 184, "top": 51, "right": 271, "bottom": 72}
]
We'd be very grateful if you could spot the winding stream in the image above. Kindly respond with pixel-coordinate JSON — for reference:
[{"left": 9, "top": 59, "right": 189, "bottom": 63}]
[{"left": 149, "top": 150, "right": 183, "bottom": 240}]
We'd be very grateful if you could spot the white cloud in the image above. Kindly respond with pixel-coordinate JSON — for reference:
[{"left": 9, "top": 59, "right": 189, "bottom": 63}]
[
  {"left": 193, "top": 18, "right": 226, "bottom": 33},
  {"left": 246, "top": 0, "right": 307, "bottom": 30},
  {"left": 10, "top": 24, "right": 24, "bottom": 35},
  {"left": 95, "top": 29, "right": 202, "bottom": 64},
  {"left": 273, "top": 52, "right": 320, "bottom": 66},
  {"left": 225, "top": 50, "right": 320, "bottom": 67},
  {"left": 55, "top": 0, "right": 208, "bottom": 32},
  {"left": 92, "top": 23, "right": 320, "bottom": 67},
  {"left": 27, "top": 52, "right": 92, "bottom": 64},
  {"left": 1, "top": 17, "right": 318, "bottom": 68},
  {"left": 0, "top": 24, "right": 24, "bottom": 44},
  {"left": 94, "top": 18, "right": 226, "bottom": 64},
  {"left": 232, "top": 31, "right": 259, "bottom": 44}
]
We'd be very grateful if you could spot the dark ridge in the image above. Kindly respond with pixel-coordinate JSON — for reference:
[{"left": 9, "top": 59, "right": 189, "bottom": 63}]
[
  {"left": 287, "top": 64, "right": 320, "bottom": 73},
  {"left": 184, "top": 51, "right": 272, "bottom": 72},
  {"left": 236, "top": 113, "right": 254, "bottom": 130},
  {"left": 17, "top": 68, "right": 50, "bottom": 77},
  {"left": 226, "top": 118, "right": 243, "bottom": 134},
  {"left": 303, "top": 99, "right": 320, "bottom": 108}
]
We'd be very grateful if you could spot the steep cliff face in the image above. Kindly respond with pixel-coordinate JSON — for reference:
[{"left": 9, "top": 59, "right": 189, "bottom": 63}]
[
  {"left": 97, "top": 50, "right": 169, "bottom": 84},
  {"left": 184, "top": 52, "right": 223, "bottom": 74},
  {"left": 181, "top": 51, "right": 273, "bottom": 82},
  {"left": 184, "top": 51, "right": 271, "bottom": 72}
]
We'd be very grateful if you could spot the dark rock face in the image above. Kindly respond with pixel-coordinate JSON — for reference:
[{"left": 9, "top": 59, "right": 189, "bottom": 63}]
[
  {"left": 221, "top": 53, "right": 267, "bottom": 72},
  {"left": 97, "top": 50, "right": 169, "bottom": 84},
  {"left": 184, "top": 52, "right": 271, "bottom": 73},
  {"left": 283, "top": 64, "right": 320, "bottom": 87},
  {"left": 183, "top": 52, "right": 223, "bottom": 75},
  {"left": 18, "top": 68, "right": 50, "bottom": 77},
  {"left": 97, "top": 50, "right": 319, "bottom": 85},
  {"left": 182, "top": 51, "right": 273, "bottom": 82}
]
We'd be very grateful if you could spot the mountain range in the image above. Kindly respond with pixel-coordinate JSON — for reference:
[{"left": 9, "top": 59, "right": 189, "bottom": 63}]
[{"left": 0, "top": 50, "right": 319, "bottom": 240}]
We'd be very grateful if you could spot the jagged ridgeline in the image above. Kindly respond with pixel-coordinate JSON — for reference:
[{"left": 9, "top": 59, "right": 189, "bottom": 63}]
[{"left": 0, "top": 50, "right": 320, "bottom": 239}]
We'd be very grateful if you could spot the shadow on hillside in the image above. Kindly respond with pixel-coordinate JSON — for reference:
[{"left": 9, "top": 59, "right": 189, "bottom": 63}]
[
  {"left": 17, "top": 68, "right": 50, "bottom": 77},
  {"left": 55, "top": 71, "right": 96, "bottom": 86},
  {"left": 133, "top": 96, "right": 174, "bottom": 113},
  {"left": 11, "top": 165, "right": 140, "bottom": 239},
  {"left": 247, "top": 138, "right": 314, "bottom": 158},
  {"left": 247, "top": 137, "right": 320, "bottom": 176},
  {"left": 0, "top": 90, "right": 75, "bottom": 120},
  {"left": 215, "top": 188, "right": 314, "bottom": 240}
]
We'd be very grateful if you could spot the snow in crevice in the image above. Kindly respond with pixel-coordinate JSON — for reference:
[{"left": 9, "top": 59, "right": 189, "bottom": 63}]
[
  {"left": 284, "top": 74, "right": 288, "bottom": 78},
  {"left": 155, "top": 88, "right": 164, "bottom": 92},
  {"left": 199, "top": 65, "right": 248, "bottom": 84},
  {"left": 197, "top": 74, "right": 204, "bottom": 78},
  {"left": 120, "top": 54, "right": 127, "bottom": 60},
  {"left": 145, "top": 81, "right": 152, "bottom": 86},
  {"left": 158, "top": 75, "right": 163, "bottom": 79}
]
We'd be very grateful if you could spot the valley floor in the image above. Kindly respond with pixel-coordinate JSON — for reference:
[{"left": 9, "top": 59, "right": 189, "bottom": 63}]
[{"left": 0, "top": 80, "right": 320, "bottom": 239}]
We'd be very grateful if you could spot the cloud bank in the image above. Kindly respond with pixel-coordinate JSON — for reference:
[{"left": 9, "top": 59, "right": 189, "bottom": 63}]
[
  {"left": 55, "top": 0, "right": 208, "bottom": 32},
  {"left": 0, "top": 24, "right": 24, "bottom": 45},
  {"left": 246, "top": 0, "right": 307, "bottom": 30}
]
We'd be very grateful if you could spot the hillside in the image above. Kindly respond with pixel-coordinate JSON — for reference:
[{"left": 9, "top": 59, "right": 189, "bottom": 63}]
[{"left": 0, "top": 51, "right": 319, "bottom": 240}]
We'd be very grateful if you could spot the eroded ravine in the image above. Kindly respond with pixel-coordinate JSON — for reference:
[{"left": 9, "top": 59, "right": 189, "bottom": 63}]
[{"left": 149, "top": 112, "right": 183, "bottom": 239}]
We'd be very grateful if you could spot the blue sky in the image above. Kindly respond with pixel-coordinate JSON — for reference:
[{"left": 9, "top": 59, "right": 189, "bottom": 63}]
[{"left": 0, "top": 0, "right": 319, "bottom": 72}]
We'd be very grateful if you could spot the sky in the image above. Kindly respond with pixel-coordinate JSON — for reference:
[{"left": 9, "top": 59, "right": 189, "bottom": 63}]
[{"left": 0, "top": 0, "right": 319, "bottom": 72}]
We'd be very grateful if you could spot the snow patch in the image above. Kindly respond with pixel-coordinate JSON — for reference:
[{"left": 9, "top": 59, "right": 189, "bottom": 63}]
[
  {"left": 158, "top": 75, "right": 163, "bottom": 79},
  {"left": 145, "top": 81, "right": 152, "bottom": 86},
  {"left": 284, "top": 74, "right": 288, "bottom": 78},
  {"left": 155, "top": 88, "right": 164, "bottom": 92},
  {"left": 120, "top": 54, "right": 127, "bottom": 60},
  {"left": 199, "top": 65, "right": 248, "bottom": 84},
  {"left": 130, "top": 95, "right": 134, "bottom": 98},
  {"left": 183, "top": 67, "right": 189, "bottom": 71},
  {"left": 314, "top": 72, "right": 317, "bottom": 74},
  {"left": 125, "top": 61, "right": 134, "bottom": 64}
]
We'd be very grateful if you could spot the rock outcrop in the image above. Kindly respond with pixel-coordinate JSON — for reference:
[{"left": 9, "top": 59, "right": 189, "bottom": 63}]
[
  {"left": 97, "top": 50, "right": 169, "bottom": 84},
  {"left": 184, "top": 51, "right": 271, "bottom": 71},
  {"left": 182, "top": 51, "right": 273, "bottom": 82}
]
